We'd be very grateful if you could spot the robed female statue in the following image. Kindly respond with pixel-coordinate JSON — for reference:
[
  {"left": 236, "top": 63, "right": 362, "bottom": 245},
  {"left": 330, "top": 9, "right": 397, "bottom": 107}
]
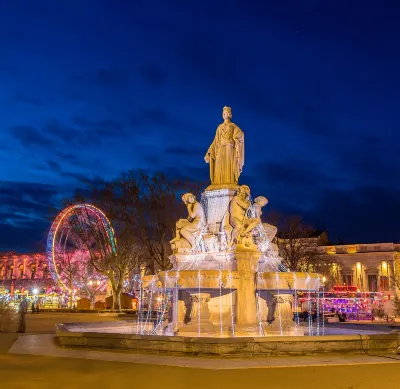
[{"left": 204, "top": 107, "right": 244, "bottom": 187}]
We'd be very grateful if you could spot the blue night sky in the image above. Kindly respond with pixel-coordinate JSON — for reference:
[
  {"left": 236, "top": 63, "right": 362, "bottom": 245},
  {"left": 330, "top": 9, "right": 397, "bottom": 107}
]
[{"left": 1, "top": 0, "right": 400, "bottom": 251}]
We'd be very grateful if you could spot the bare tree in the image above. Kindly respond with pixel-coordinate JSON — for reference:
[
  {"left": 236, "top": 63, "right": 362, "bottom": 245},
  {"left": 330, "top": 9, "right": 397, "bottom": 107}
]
[
  {"left": 66, "top": 206, "right": 141, "bottom": 310},
  {"left": 271, "top": 214, "right": 331, "bottom": 274},
  {"left": 74, "top": 170, "right": 198, "bottom": 275},
  {"left": 55, "top": 251, "right": 81, "bottom": 308},
  {"left": 63, "top": 170, "right": 200, "bottom": 310},
  {"left": 115, "top": 171, "right": 180, "bottom": 274}
]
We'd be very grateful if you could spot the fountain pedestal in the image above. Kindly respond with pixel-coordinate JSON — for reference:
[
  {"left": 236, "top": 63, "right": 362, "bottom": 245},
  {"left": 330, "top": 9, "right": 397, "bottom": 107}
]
[
  {"left": 270, "top": 293, "right": 303, "bottom": 336},
  {"left": 234, "top": 250, "right": 261, "bottom": 335},
  {"left": 179, "top": 292, "right": 215, "bottom": 335}
]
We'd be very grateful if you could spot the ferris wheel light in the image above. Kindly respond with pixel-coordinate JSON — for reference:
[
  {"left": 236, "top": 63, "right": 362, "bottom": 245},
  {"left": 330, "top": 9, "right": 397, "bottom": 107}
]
[{"left": 46, "top": 203, "right": 116, "bottom": 291}]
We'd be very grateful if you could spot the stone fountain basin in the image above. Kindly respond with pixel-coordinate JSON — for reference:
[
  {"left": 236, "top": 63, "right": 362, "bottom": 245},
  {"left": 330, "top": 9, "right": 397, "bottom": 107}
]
[
  {"left": 143, "top": 271, "right": 320, "bottom": 291},
  {"left": 56, "top": 322, "right": 400, "bottom": 357}
]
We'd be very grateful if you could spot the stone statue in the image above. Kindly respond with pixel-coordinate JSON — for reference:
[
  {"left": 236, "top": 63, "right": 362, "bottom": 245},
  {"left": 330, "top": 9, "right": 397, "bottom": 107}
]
[
  {"left": 204, "top": 106, "right": 244, "bottom": 187},
  {"left": 170, "top": 193, "right": 206, "bottom": 250},
  {"left": 241, "top": 196, "right": 268, "bottom": 236},
  {"left": 225, "top": 185, "right": 251, "bottom": 247}
]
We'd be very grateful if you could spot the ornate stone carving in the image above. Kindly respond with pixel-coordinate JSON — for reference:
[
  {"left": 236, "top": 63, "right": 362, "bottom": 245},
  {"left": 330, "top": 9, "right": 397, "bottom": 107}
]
[
  {"left": 170, "top": 193, "right": 206, "bottom": 251},
  {"left": 204, "top": 107, "right": 244, "bottom": 188},
  {"left": 273, "top": 295, "right": 294, "bottom": 304},
  {"left": 223, "top": 185, "right": 251, "bottom": 247},
  {"left": 191, "top": 293, "right": 211, "bottom": 303},
  {"left": 241, "top": 196, "right": 268, "bottom": 236}
]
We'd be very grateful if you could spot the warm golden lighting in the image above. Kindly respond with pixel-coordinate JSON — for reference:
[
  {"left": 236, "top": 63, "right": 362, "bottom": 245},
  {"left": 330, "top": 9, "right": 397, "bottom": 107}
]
[
  {"left": 348, "top": 246, "right": 357, "bottom": 254},
  {"left": 381, "top": 261, "right": 388, "bottom": 276}
]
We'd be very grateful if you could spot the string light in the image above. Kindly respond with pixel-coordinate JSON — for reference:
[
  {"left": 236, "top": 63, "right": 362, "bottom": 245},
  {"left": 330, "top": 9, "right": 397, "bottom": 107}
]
[
  {"left": 256, "top": 272, "right": 264, "bottom": 336},
  {"left": 219, "top": 268, "right": 223, "bottom": 336},
  {"left": 152, "top": 271, "right": 169, "bottom": 335},
  {"left": 174, "top": 270, "right": 179, "bottom": 335},
  {"left": 142, "top": 275, "right": 155, "bottom": 335},
  {"left": 307, "top": 273, "right": 313, "bottom": 336},
  {"left": 275, "top": 272, "right": 283, "bottom": 336},
  {"left": 198, "top": 269, "right": 201, "bottom": 337},
  {"left": 316, "top": 275, "right": 320, "bottom": 336},
  {"left": 46, "top": 204, "right": 116, "bottom": 290},
  {"left": 293, "top": 272, "right": 300, "bottom": 327},
  {"left": 135, "top": 275, "right": 143, "bottom": 335},
  {"left": 322, "top": 281, "right": 325, "bottom": 336},
  {"left": 228, "top": 270, "right": 235, "bottom": 336}
]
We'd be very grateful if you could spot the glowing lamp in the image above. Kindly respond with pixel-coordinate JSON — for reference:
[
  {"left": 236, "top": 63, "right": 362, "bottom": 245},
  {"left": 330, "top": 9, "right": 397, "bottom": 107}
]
[{"left": 32, "top": 288, "right": 38, "bottom": 295}]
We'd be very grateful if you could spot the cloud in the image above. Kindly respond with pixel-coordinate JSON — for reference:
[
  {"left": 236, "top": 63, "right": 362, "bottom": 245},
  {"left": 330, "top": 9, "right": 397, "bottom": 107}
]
[
  {"left": 46, "top": 160, "right": 62, "bottom": 172},
  {"left": 9, "top": 126, "right": 55, "bottom": 148},
  {"left": 45, "top": 120, "right": 82, "bottom": 144},
  {"left": 255, "top": 159, "right": 337, "bottom": 189},
  {"left": 165, "top": 146, "right": 204, "bottom": 157},
  {"left": 305, "top": 186, "right": 400, "bottom": 244},
  {"left": 0, "top": 181, "right": 59, "bottom": 236},
  {"left": 129, "top": 108, "right": 201, "bottom": 136},
  {"left": 0, "top": 181, "right": 64, "bottom": 251},
  {"left": 0, "top": 222, "right": 48, "bottom": 253},
  {"left": 71, "top": 115, "right": 123, "bottom": 136}
]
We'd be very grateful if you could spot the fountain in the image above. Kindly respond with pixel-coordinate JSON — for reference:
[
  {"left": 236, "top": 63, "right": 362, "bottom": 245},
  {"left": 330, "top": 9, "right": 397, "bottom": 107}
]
[
  {"left": 140, "top": 106, "right": 320, "bottom": 337},
  {"left": 56, "top": 107, "right": 400, "bottom": 356}
]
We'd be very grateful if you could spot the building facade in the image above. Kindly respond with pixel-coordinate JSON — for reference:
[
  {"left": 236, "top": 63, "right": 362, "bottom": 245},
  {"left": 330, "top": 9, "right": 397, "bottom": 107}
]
[
  {"left": 0, "top": 252, "right": 54, "bottom": 292},
  {"left": 320, "top": 243, "right": 400, "bottom": 299}
]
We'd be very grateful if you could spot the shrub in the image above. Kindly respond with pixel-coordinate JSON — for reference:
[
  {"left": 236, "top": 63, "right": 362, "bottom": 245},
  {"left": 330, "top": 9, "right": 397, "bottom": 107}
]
[
  {"left": 393, "top": 296, "right": 400, "bottom": 317},
  {"left": 373, "top": 300, "right": 386, "bottom": 319}
]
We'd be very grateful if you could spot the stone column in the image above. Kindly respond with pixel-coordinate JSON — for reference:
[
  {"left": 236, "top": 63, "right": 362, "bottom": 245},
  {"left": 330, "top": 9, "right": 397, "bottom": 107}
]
[
  {"left": 235, "top": 250, "right": 261, "bottom": 334},
  {"left": 272, "top": 294, "right": 301, "bottom": 335},
  {"left": 180, "top": 292, "right": 214, "bottom": 335}
]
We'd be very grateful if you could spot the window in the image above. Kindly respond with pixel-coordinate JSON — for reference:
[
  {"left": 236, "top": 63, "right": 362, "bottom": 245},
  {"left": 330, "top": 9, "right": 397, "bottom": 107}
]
[
  {"left": 368, "top": 274, "right": 378, "bottom": 292},
  {"left": 380, "top": 276, "right": 389, "bottom": 290},
  {"left": 342, "top": 273, "right": 352, "bottom": 286}
]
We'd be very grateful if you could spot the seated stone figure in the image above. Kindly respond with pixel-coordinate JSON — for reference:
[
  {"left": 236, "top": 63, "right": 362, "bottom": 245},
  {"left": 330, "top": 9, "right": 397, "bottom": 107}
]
[
  {"left": 170, "top": 193, "right": 206, "bottom": 251},
  {"left": 223, "top": 185, "right": 251, "bottom": 248},
  {"left": 240, "top": 196, "right": 268, "bottom": 237}
]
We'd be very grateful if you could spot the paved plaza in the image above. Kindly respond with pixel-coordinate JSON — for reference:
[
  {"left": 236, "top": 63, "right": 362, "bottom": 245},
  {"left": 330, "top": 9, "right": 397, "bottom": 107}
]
[{"left": 0, "top": 313, "right": 400, "bottom": 389}]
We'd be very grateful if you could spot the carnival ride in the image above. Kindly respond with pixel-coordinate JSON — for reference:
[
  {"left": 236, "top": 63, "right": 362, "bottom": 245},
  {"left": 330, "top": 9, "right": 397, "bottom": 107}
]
[{"left": 46, "top": 204, "right": 116, "bottom": 292}]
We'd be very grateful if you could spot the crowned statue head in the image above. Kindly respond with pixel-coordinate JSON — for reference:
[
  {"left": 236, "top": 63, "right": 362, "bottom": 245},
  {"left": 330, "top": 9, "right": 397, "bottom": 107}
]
[{"left": 222, "top": 106, "right": 232, "bottom": 120}]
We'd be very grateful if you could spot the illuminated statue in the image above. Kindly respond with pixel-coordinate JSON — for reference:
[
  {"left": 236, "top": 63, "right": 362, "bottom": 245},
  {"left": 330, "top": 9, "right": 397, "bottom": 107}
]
[
  {"left": 241, "top": 196, "right": 268, "bottom": 236},
  {"left": 225, "top": 185, "right": 251, "bottom": 247},
  {"left": 170, "top": 193, "right": 206, "bottom": 249},
  {"left": 204, "top": 106, "right": 244, "bottom": 186}
]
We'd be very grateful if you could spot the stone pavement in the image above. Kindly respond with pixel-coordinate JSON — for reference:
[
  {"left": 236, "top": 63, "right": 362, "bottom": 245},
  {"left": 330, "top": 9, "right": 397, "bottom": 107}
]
[{"left": 8, "top": 334, "right": 400, "bottom": 370}]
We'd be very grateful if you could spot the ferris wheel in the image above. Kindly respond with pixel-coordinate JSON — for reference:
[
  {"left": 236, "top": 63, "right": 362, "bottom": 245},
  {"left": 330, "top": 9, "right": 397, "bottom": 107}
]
[{"left": 46, "top": 204, "right": 116, "bottom": 291}]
